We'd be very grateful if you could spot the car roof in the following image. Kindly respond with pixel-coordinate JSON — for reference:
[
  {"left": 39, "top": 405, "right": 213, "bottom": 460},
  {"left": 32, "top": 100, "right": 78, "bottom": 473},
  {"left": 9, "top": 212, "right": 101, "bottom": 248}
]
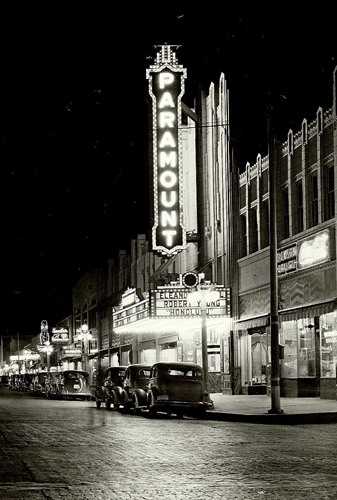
[
  {"left": 128, "top": 364, "right": 152, "bottom": 370},
  {"left": 152, "top": 362, "right": 202, "bottom": 369},
  {"left": 107, "top": 366, "right": 127, "bottom": 370}
]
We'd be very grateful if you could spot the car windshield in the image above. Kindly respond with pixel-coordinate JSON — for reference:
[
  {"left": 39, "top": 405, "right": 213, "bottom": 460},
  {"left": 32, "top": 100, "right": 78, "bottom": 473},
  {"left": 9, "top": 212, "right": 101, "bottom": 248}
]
[
  {"left": 159, "top": 366, "right": 202, "bottom": 380},
  {"left": 137, "top": 368, "right": 151, "bottom": 378},
  {"left": 64, "top": 372, "right": 87, "bottom": 379}
]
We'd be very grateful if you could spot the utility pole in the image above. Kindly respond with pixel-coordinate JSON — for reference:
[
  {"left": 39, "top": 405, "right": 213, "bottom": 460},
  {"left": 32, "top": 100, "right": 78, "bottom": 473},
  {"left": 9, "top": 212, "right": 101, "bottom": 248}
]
[{"left": 267, "top": 105, "right": 283, "bottom": 414}]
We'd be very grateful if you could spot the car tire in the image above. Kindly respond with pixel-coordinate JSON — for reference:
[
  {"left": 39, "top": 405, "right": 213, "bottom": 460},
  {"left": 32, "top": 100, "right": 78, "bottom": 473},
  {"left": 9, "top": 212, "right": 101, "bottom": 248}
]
[{"left": 96, "top": 400, "right": 101, "bottom": 409}]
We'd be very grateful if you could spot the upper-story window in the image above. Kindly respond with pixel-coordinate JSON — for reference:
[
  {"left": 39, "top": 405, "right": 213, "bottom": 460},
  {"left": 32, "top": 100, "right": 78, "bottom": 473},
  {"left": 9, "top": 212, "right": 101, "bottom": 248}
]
[
  {"left": 324, "top": 164, "right": 335, "bottom": 221},
  {"left": 250, "top": 177, "right": 257, "bottom": 202},
  {"left": 309, "top": 171, "right": 319, "bottom": 228},
  {"left": 260, "top": 199, "right": 269, "bottom": 249},
  {"left": 249, "top": 207, "right": 258, "bottom": 254},
  {"left": 239, "top": 214, "right": 247, "bottom": 258},
  {"left": 295, "top": 180, "right": 304, "bottom": 234},
  {"left": 281, "top": 186, "right": 290, "bottom": 239}
]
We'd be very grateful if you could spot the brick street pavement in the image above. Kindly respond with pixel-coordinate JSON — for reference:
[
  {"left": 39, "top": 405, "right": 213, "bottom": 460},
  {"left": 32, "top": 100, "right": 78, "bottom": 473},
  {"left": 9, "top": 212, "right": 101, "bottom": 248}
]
[{"left": 1, "top": 389, "right": 337, "bottom": 499}]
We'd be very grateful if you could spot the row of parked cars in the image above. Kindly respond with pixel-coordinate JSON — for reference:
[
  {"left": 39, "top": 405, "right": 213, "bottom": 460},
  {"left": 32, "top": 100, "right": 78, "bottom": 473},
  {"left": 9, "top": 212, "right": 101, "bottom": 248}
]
[
  {"left": 7, "top": 371, "right": 92, "bottom": 400},
  {"left": 95, "top": 362, "right": 213, "bottom": 417}
]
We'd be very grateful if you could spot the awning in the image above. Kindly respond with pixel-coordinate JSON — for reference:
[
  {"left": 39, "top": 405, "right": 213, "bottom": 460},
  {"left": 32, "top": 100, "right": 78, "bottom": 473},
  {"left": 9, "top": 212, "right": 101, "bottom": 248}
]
[
  {"left": 236, "top": 315, "right": 270, "bottom": 330},
  {"left": 279, "top": 299, "right": 336, "bottom": 321}
]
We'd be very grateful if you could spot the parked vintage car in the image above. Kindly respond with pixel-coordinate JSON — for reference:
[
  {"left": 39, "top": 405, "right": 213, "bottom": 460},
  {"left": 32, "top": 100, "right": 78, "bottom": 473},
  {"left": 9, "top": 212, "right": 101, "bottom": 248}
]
[
  {"left": 147, "top": 362, "right": 212, "bottom": 417},
  {"left": 21, "top": 373, "right": 34, "bottom": 392},
  {"left": 45, "top": 372, "right": 62, "bottom": 399},
  {"left": 95, "top": 366, "right": 127, "bottom": 409},
  {"left": 57, "top": 370, "right": 92, "bottom": 400},
  {"left": 119, "top": 364, "right": 152, "bottom": 413},
  {"left": 32, "top": 372, "right": 49, "bottom": 395}
]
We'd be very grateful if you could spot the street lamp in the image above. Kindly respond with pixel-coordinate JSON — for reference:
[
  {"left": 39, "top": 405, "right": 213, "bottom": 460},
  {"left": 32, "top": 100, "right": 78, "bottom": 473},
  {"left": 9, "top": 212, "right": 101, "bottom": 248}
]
[
  {"left": 78, "top": 323, "right": 92, "bottom": 373},
  {"left": 40, "top": 342, "right": 54, "bottom": 372},
  {"left": 187, "top": 275, "right": 218, "bottom": 401}
]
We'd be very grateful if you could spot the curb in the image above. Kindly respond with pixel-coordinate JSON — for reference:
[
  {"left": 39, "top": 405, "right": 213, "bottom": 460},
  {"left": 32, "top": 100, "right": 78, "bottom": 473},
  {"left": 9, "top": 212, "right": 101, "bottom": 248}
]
[{"left": 204, "top": 410, "right": 337, "bottom": 425}]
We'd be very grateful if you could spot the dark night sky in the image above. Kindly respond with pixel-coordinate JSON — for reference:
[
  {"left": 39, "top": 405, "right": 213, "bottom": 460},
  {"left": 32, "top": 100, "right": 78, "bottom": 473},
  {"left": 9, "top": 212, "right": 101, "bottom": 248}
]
[{"left": 0, "top": 4, "right": 336, "bottom": 337}]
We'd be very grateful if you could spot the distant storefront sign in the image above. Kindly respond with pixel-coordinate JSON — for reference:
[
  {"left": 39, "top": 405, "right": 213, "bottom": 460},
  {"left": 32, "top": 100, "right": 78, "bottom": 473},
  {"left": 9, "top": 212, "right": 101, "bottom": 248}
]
[
  {"left": 51, "top": 328, "right": 69, "bottom": 343},
  {"left": 113, "top": 299, "right": 150, "bottom": 330},
  {"left": 62, "top": 347, "right": 82, "bottom": 358}
]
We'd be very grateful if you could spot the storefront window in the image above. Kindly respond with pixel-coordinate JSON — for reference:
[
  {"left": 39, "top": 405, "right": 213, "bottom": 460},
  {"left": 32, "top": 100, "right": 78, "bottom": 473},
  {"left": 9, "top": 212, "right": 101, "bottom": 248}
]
[
  {"left": 140, "top": 349, "right": 156, "bottom": 365},
  {"left": 320, "top": 311, "right": 337, "bottom": 378},
  {"left": 297, "top": 318, "right": 316, "bottom": 377},
  {"left": 208, "top": 352, "right": 221, "bottom": 372},
  {"left": 160, "top": 342, "right": 177, "bottom": 363},
  {"left": 280, "top": 320, "right": 298, "bottom": 378}
]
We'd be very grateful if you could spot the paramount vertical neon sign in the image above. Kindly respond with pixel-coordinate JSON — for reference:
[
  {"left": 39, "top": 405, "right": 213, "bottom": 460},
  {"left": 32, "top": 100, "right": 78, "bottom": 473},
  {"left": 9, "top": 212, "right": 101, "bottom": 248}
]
[{"left": 146, "top": 45, "right": 187, "bottom": 255}]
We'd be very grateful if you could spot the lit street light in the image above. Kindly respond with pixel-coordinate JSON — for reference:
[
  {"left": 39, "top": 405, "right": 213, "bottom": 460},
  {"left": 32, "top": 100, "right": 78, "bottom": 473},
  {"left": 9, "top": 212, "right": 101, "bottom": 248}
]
[{"left": 77, "top": 323, "right": 92, "bottom": 373}]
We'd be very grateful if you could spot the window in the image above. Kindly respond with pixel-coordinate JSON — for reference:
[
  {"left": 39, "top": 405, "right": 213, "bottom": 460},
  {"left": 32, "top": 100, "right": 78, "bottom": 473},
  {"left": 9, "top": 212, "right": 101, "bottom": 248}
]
[
  {"left": 280, "top": 320, "right": 298, "bottom": 378},
  {"left": 325, "top": 164, "right": 335, "bottom": 221},
  {"left": 281, "top": 187, "right": 289, "bottom": 239},
  {"left": 297, "top": 318, "right": 316, "bottom": 377},
  {"left": 320, "top": 312, "right": 337, "bottom": 378},
  {"left": 250, "top": 177, "right": 257, "bottom": 201},
  {"left": 239, "top": 186, "right": 246, "bottom": 209},
  {"left": 261, "top": 170, "right": 269, "bottom": 195},
  {"left": 295, "top": 181, "right": 304, "bottom": 233},
  {"left": 260, "top": 199, "right": 269, "bottom": 248},
  {"left": 249, "top": 207, "right": 258, "bottom": 253},
  {"left": 309, "top": 172, "right": 318, "bottom": 227},
  {"left": 239, "top": 214, "right": 247, "bottom": 258}
]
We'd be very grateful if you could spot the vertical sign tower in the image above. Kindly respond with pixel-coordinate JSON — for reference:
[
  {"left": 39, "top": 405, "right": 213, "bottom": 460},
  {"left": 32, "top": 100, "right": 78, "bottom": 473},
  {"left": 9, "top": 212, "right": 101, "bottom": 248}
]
[{"left": 147, "top": 45, "right": 187, "bottom": 256}]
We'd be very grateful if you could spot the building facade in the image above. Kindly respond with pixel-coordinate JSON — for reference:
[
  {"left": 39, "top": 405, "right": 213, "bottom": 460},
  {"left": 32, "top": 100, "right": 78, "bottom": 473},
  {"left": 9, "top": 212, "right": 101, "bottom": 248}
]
[{"left": 234, "top": 67, "right": 337, "bottom": 398}]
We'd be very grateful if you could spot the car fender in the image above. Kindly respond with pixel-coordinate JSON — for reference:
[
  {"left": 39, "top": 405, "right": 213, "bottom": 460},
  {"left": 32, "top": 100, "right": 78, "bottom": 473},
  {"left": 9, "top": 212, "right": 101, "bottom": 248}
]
[{"left": 135, "top": 388, "right": 147, "bottom": 405}]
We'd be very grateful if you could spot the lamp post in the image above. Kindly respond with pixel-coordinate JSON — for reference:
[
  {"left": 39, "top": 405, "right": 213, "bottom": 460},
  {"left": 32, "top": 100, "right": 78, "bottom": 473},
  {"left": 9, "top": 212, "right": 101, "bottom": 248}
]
[
  {"left": 187, "top": 275, "right": 218, "bottom": 400},
  {"left": 79, "top": 323, "right": 92, "bottom": 373}
]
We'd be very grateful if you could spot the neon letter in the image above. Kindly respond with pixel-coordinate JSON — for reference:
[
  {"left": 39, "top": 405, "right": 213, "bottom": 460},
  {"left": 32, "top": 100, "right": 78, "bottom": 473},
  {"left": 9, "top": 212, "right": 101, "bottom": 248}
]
[
  {"left": 159, "top": 131, "right": 176, "bottom": 148},
  {"left": 159, "top": 151, "right": 177, "bottom": 168},
  {"left": 158, "top": 91, "right": 175, "bottom": 109},
  {"left": 159, "top": 171, "right": 177, "bottom": 188},
  {"left": 162, "top": 229, "right": 177, "bottom": 247},
  {"left": 159, "top": 72, "right": 174, "bottom": 89},
  {"left": 159, "top": 111, "right": 175, "bottom": 129},
  {"left": 160, "top": 191, "right": 177, "bottom": 208},
  {"left": 160, "top": 210, "right": 177, "bottom": 227}
]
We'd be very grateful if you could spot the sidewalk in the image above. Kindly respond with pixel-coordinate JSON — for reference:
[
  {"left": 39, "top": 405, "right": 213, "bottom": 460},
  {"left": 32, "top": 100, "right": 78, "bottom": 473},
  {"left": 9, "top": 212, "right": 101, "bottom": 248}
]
[{"left": 206, "top": 393, "right": 337, "bottom": 424}]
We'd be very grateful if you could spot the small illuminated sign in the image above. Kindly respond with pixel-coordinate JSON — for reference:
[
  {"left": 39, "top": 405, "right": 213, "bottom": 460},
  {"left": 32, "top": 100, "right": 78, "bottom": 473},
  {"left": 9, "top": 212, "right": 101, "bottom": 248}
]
[
  {"left": 298, "top": 229, "right": 330, "bottom": 270},
  {"left": 147, "top": 45, "right": 187, "bottom": 255},
  {"left": 121, "top": 288, "right": 138, "bottom": 308},
  {"left": 51, "top": 328, "right": 69, "bottom": 343}
]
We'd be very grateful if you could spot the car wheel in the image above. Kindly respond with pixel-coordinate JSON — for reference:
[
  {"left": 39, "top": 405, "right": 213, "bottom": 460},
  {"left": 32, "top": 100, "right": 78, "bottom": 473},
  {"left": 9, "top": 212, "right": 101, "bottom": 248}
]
[{"left": 96, "top": 400, "right": 101, "bottom": 409}]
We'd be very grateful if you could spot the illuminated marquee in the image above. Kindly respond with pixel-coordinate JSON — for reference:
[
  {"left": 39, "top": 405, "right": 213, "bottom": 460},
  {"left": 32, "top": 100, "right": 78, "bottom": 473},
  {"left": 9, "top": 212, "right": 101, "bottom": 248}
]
[{"left": 146, "top": 45, "right": 187, "bottom": 255}]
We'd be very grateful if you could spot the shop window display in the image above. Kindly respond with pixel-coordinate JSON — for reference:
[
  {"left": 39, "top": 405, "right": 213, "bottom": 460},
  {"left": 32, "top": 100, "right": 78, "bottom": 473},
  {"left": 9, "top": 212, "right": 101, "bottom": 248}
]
[
  {"left": 320, "top": 311, "right": 337, "bottom": 378},
  {"left": 280, "top": 320, "right": 298, "bottom": 378},
  {"left": 297, "top": 318, "right": 316, "bottom": 377}
]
